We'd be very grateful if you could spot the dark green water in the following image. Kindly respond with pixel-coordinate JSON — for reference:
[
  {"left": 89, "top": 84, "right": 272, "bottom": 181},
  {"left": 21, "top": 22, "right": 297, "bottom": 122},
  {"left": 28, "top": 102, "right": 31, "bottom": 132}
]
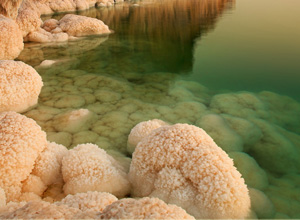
[{"left": 18, "top": 0, "right": 300, "bottom": 218}]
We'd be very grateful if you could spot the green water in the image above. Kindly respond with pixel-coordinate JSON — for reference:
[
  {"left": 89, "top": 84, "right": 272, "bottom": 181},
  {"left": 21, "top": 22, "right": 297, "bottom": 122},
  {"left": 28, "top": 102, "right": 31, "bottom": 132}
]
[{"left": 18, "top": 0, "right": 300, "bottom": 218}]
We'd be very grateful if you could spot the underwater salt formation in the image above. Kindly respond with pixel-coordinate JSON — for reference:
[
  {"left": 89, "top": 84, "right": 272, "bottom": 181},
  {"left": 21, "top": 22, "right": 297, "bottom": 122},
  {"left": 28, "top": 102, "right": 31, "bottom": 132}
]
[
  {"left": 0, "top": 16, "right": 24, "bottom": 60},
  {"left": 99, "top": 197, "right": 195, "bottom": 219},
  {"left": 129, "top": 124, "right": 251, "bottom": 219},
  {"left": 0, "top": 60, "right": 43, "bottom": 113}
]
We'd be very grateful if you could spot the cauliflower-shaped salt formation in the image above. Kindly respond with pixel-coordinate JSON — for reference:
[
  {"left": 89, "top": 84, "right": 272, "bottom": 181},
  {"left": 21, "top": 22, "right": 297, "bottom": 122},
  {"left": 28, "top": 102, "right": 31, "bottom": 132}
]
[
  {"left": 127, "top": 119, "right": 169, "bottom": 154},
  {"left": 0, "top": 112, "right": 47, "bottom": 201},
  {"left": 0, "top": 16, "right": 24, "bottom": 60},
  {"left": 16, "top": 8, "right": 42, "bottom": 38},
  {"left": 129, "top": 124, "right": 251, "bottom": 219},
  {"left": 62, "top": 144, "right": 130, "bottom": 198},
  {"left": 31, "top": 141, "right": 68, "bottom": 187},
  {"left": 0, "top": 201, "right": 81, "bottom": 219},
  {"left": 0, "top": 60, "right": 43, "bottom": 113},
  {"left": 0, "top": 188, "right": 5, "bottom": 207},
  {"left": 21, "top": 142, "right": 68, "bottom": 198},
  {"left": 56, "top": 191, "right": 117, "bottom": 212},
  {"left": 100, "top": 197, "right": 195, "bottom": 219},
  {"left": 59, "top": 14, "right": 111, "bottom": 37}
]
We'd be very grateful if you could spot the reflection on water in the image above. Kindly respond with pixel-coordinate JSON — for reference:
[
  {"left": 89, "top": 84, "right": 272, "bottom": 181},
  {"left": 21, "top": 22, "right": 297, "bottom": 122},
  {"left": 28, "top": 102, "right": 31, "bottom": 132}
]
[
  {"left": 26, "top": 0, "right": 234, "bottom": 73},
  {"left": 17, "top": 0, "right": 300, "bottom": 218}
]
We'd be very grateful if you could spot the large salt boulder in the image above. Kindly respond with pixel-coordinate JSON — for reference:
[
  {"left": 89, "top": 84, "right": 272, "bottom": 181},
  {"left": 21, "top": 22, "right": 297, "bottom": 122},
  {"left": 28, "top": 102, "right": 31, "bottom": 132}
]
[
  {"left": 0, "top": 60, "right": 43, "bottom": 113},
  {"left": 129, "top": 124, "right": 251, "bottom": 219},
  {"left": 59, "top": 14, "right": 111, "bottom": 37},
  {"left": 0, "top": 15, "right": 24, "bottom": 60}
]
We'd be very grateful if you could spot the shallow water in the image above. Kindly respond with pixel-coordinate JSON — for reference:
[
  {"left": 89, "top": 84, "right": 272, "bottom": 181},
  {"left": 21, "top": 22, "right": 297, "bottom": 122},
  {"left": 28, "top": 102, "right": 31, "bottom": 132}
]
[{"left": 18, "top": 0, "right": 300, "bottom": 218}]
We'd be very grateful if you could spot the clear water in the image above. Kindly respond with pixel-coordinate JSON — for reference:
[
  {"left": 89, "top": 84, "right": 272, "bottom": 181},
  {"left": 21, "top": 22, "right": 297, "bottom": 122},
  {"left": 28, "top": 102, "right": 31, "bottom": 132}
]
[{"left": 18, "top": 0, "right": 300, "bottom": 218}]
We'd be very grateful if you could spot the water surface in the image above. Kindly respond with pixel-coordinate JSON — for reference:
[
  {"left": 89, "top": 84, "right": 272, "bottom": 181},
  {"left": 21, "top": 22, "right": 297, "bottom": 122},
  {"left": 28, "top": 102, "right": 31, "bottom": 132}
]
[{"left": 18, "top": 0, "right": 300, "bottom": 218}]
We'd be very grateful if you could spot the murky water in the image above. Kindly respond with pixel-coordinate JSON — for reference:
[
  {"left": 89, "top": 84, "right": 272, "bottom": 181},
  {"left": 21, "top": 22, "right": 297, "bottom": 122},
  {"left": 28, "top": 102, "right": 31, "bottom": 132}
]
[{"left": 18, "top": 0, "right": 300, "bottom": 218}]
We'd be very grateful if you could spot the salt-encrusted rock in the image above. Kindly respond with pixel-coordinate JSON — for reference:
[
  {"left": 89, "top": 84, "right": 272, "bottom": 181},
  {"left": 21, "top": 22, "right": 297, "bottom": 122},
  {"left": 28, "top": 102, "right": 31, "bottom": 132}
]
[
  {"left": 62, "top": 144, "right": 130, "bottom": 198},
  {"left": 0, "top": 60, "right": 43, "bottom": 113},
  {"left": 59, "top": 14, "right": 111, "bottom": 37},
  {"left": 0, "top": 16, "right": 24, "bottom": 60},
  {"left": 129, "top": 124, "right": 251, "bottom": 219},
  {"left": 16, "top": 8, "right": 42, "bottom": 37},
  {"left": 0, "top": 0, "right": 23, "bottom": 19},
  {"left": 0, "top": 112, "right": 47, "bottom": 201},
  {"left": 27, "top": 27, "right": 68, "bottom": 43}
]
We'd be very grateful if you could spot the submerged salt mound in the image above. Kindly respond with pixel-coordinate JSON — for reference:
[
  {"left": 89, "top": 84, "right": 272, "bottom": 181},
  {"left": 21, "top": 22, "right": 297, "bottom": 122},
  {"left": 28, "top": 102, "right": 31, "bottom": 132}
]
[
  {"left": 196, "top": 113, "right": 244, "bottom": 152},
  {"left": 0, "top": 60, "right": 43, "bottom": 113},
  {"left": 229, "top": 152, "right": 268, "bottom": 190},
  {"left": 249, "top": 188, "right": 275, "bottom": 219},
  {"left": 100, "top": 197, "right": 195, "bottom": 219},
  {"left": 129, "top": 123, "right": 250, "bottom": 219},
  {"left": 249, "top": 118, "right": 300, "bottom": 174},
  {"left": 0, "top": 16, "right": 24, "bottom": 60},
  {"left": 59, "top": 14, "right": 111, "bottom": 37},
  {"left": 62, "top": 144, "right": 130, "bottom": 198},
  {"left": 0, "top": 112, "right": 47, "bottom": 202},
  {"left": 210, "top": 92, "right": 269, "bottom": 119}
]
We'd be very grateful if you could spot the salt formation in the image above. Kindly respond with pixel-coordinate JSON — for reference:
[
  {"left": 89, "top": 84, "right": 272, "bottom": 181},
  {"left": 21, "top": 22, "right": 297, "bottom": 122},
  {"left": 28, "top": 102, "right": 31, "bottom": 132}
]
[
  {"left": 0, "top": 188, "right": 6, "bottom": 207},
  {"left": 24, "top": 142, "right": 68, "bottom": 197},
  {"left": 62, "top": 144, "right": 130, "bottom": 198},
  {"left": 100, "top": 197, "right": 195, "bottom": 219},
  {"left": 19, "top": 0, "right": 117, "bottom": 16},
  {"left": 229, "top": 152, "right": 268, "bottom": 191},
  {"left": 127, "top": 119, "right": 169, "bottom": 154},
  {"left": 0, "top": 16, "right": 24, "bottom": 60},
  {"left": 129, "top": 123, "right": 251, "bottom": 219},
  {"left": 0, "top": 112, "right": 47, "bottom": 202},
  {"left": 26, "top": 14, "right": 111, "bottom": 43},
  {"left": 0, "top": 60, "right": 43, "bottom": 113},
  {"left": 59, "top": 14, "right": 111, "bottom": 37},
  {"left": 196, "top": 113, "right": 244, "bottom": 152},
  {"left": 249, "top": 188, "right": 275, "bottom": 219},
  {"left": 16, "top": 5, "right": 42, "bottom": 37},
  {"left": 0, "top": 0, "right": 23, "bottom": 19},
  {"left": 0, "top": 201, "right": 82, "bottom": 219},
  {"left": 56, "top": 191, "right": 117, "bottom": 212}
]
